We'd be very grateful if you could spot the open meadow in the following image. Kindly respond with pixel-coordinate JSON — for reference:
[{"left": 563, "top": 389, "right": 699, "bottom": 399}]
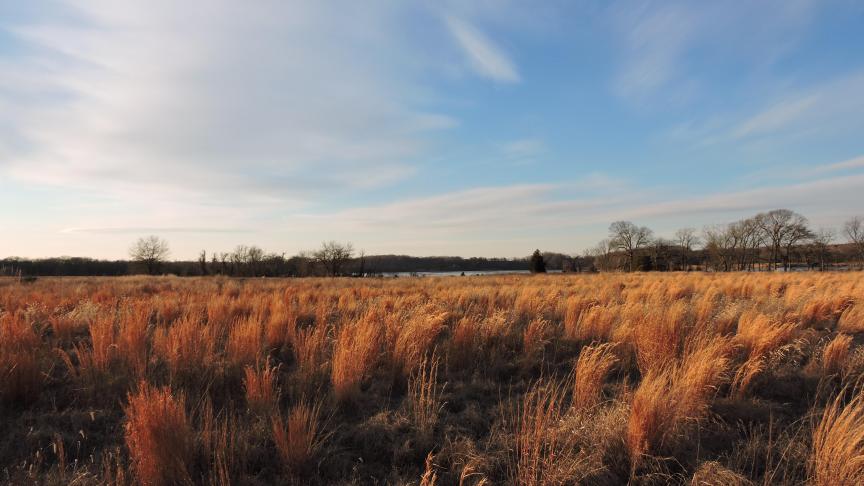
[{"left": 2, "top": 273, "right": 864, "bottom": 485}]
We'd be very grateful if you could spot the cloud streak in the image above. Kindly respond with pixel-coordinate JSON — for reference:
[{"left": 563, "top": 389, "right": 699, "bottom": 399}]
[
  {"left": 0, "top": 1, "right": 459, "bottom": 205},
  {"left": 445, "top": 16, "right": 520, "bottom": 83}
]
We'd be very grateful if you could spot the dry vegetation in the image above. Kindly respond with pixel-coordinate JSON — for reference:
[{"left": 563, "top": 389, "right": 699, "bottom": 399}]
[{"left": 1, "top": 272, "right": 864, "bottom": 485}]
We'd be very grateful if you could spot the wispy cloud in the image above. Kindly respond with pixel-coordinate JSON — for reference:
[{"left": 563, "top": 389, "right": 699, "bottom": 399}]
[
  {"left": 445, "top": 16, "right": 520, "bottom": 83},
  {"left": 729, "top": 71, "right": 864, "bottom": 140},
  {"left": 610, "top": 0, "right": 821, "bottom": 105},
  {"left": 0, "top": 1, "right": 459, "bottom": 205},
  {"left": 612, "top": 2, "right": 697, "bottom": 100},
  {"left": 499, "top": 137, "right": 545, "bottom": 165},
  {"left": 294, "top": 171, "right": 864, "bottom": 254},
  {"left": 60, "top": 227, "right": 250, "bottom": 235}
]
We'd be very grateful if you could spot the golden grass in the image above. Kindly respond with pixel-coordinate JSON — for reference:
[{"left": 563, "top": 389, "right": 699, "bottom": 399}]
[
  {"left": 271, "top": 399, "right": 329, "bottom": 474},
  {"left": 2, "top": 272, "right": 864, "bottom": 484},
  {"left": 331, "top": 313, "right": 382, "bottom": 404},
  {"left": 511, "top": 378, "right": 594, "bottom": 485},
  {"left": 409, "top": 353, "right": 444, "bottom": 437},
  {"left": 117, "top": 304, "right": 150, "bottom": 378},
  {"left": 0, "top": 312, "right": 43, "bottom": 404},
  {"left": 627, "top": 335, "right": 731, "bottom": 464},
  {"left": 391, "top": 306, "right": 447, "bottom": 379},
  {"left": 153, "top": 311, "right": 216, "bottom": 380},
  {"left": 289, "top": 323, "right": 330, "bottom": 387},
  {"left": 243, "top": 359, "right": 280, "bottom": 415},
  {"left": 572, "top": 343, "right": 618, "bottom": 412},
  {"left": 822, "top": 333, "right": 853, "bottom": 377},
  {"left": 731, "top": 311, "right": 796, "bottom": 398},
  {"left": 227, "top": 315, "right": 264, "bottom": 368},
  {"left": 123, "top": 382, "right": 193, "bottom": 486},
  {"left": 811, "top": 386, "right": 864, "bottom": 486}
]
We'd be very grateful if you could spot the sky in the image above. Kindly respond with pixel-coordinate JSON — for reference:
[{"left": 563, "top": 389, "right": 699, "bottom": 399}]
[{"left": 1, "top": 0, "right": 864, "bottom": 259}]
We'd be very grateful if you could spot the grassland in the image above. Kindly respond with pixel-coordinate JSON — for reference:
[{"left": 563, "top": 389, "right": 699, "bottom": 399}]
[{"left": 1, "top": 273, "right": 864, "bottom": 485}]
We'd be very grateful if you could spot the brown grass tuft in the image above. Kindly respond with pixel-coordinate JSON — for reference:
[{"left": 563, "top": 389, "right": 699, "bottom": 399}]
[
  {"left": 331, "top": 314, "right": 382, "bottom": 404},
  {"left": 289, "top": 323, "right": 330, "bottom": 387},
  {"left": 117, "top": 304, "right": 150, "bottom": 378},
  {"left": 731, "top": 312, "right": 796, "bottom": 398},
  {"left": 409, "top": 353, "right": 444, "bottom": 438},
  {"left": 690, "top": 461, "right": 752, "bottom": 485},
  {"left": 124, "top": 382, "right": 193, "bottom": 486},
  {"left": 243, "top": 360, "right": 280, "bottom": 415},
  {"left": 227, "top": 315, "right": 263, "bottom": 368},
  {"left": 271, "top": 399, "right": 329, "bottom": 474},
  {"left": 511, "top": 378, "right": 593, "bottom": 485},
  {"left": 822, "top": 333, "right": 853, "bottom": 377},
  {"left": 627, "top": 336, "right": 730, "bottom": 465},
  {"left": 391, "top": 307, "right": 447, "bottom": 379},
  {"left": 572, "top": 343, "right": 618, "bottom": 412},
  {"left": 0, "top": 313, "right": 43, "bottom": 405},
  {"left": 811, "top": 386, "right": 864, "bottom": 486}
]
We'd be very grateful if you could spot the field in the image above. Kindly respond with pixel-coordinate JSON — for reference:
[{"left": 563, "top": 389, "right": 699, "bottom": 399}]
[{"left": 2, "top": 273, "right": 864, "bottom": 485}]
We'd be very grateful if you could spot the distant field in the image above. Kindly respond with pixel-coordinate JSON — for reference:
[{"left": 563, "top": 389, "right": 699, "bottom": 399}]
[{"left": 2, "top": 273, "right": 864, "bottom": 485}]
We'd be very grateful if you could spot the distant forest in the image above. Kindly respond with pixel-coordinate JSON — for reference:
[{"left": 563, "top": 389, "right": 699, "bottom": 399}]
[
  {"left": 2, "top": 209, "right": 863, "bottom": 277},
  {"left": 0, "top": 253, "right": 544, "bottom": 278}
]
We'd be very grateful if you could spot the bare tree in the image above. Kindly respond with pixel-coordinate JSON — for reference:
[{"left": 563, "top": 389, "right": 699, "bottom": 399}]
[
  {"left": 781, "top": 215, "right": 812, "bottom": 271},
  {"left": 674, "top": 227, "right": 699, "bottom": 271},
  {"left": 129, "top": 236, "right": 170, "bottom": 275},
  {"left": 314, "top": 241, "right": 354, "bottom": 276},
  {"left": 845, "top": 216, "right": 864, "bottom": 269},
  {"left": 199, "top": 250, "right": 208, "bottom": 275},
  {"left": 809, "top": 228, "right": 834, "bottom": 271},
  {"left": 609, "top": 221, "right": 653, "bottom": 272},
  {"left": 588, "top": 239, "right": 616, "bottom": 272},
  {"left": 357, "top": 249, "right": 367, "bottom": 277},
  {"left": 756, "top": 209, "right": 808, "bottom": 271},
  {"left": 735, "top": 217, "right": 763, "bottom": 271},
  {"left": 703, "top": 224, "right": 737, "bottom": 272}
]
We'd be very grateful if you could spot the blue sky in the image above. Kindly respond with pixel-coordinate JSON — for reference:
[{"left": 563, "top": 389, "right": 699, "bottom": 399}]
[{"left": 1, "top": 0, "right": 863, "bottom": 259}]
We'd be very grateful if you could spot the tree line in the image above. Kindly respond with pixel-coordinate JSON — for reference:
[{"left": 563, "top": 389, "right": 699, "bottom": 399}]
[
  {"left": 1, "top": 240, "right": 551, "bottom": 277},
  {"left": 589, "top": 210, "right": 864, "bottom": 272},
  {"left": 2, "top": 210, "right": 863, "bottom": 277}
]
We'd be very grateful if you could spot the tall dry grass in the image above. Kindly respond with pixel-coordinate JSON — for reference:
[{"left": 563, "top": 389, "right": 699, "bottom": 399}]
[
  {"left": 0, "top": 312, "right": 43, "bottom": 404},
  {"left": 331, "top": 313, "right": 382, "bottom": 404},
  {"left": 243, "top": 360, "right": 280, "bottom": 415},
  {"left": 124, "top": 382, "right": 193, "bottom": 486},
  {"left": 2, "top": 272, "right": 863, "bottom": 484},
  {"left": 822, "top": 333, "right": 853, "bottom": 377},
  {"left": 731, "top": 311, "right": 796, "bottom": 398},
  {"left": 118, "top": 304, "right": 150, "bottom": 378},
  {"left": 511, "top": 378, "right": 594, "bottom": 485},
  {"left": 572, "top": 343, "right": 618, "bottom": 412},
  {"left": 227, "top": 315, "right": 264, "bottom": 368},
  {"left": 409, "top": 354, "right": 444, "bottom": 438},
  {"left": 391, "top": 307, "right": 446, "bottom": 379},
  {"left": 153, "top": 312, "right": 217, "bottom": 380},
  {"left": 811, "top": 386, "right": 864, "bottom": 486},
  {"left": 289, "top": 323, "right": 330, "bottom": 387},
  {"left": 271, "top": 399, "right": 329, "bottom": 474},
  {"left": 627, "top": 336, "right": 731, "bottom": 464}
]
